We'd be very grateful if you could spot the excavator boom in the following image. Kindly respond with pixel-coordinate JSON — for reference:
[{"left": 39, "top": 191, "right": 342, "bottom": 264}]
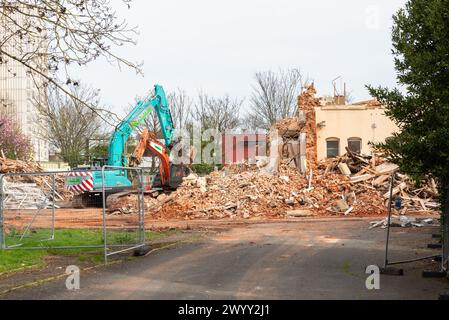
[
  {"left": 132, "top": 128, "right": 171, "bottom": 186},
  {"left": 108, "top": 85, "right": 174, "bottom": 168}
]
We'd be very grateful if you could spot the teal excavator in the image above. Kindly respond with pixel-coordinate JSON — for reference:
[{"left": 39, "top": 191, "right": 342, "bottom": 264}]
[{"left": 65, "top": 85, "right": 191, "bottom": 207}]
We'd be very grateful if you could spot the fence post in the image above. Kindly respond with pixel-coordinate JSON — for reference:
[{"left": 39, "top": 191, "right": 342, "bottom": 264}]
[
  {"left": 443, "top": 217, "right": 448, "bottom": 271},
  {"left": 101, "top": 166, "right": 108, "bottom": 265},
  {"left": 0, "top": 175, "right": 4, "bottom": 249},
  {"left": 51, "top": 174, "right": 56, "bottom": 240},
  {"left": 383, "top": 173, "right": 395, "bottom": 269},
  {"left": 139, "top": 168, "right": 145, "bottom": 246}
]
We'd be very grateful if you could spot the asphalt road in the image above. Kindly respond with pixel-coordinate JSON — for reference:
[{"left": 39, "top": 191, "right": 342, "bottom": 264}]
[{"left": 2, "top": 219, "right": 449, "bottom": 300}]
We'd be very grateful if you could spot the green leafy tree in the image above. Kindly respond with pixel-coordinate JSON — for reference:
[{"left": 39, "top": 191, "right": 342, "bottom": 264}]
[{"left": 367, "top": 0, "right": 449, "bottom": 217}]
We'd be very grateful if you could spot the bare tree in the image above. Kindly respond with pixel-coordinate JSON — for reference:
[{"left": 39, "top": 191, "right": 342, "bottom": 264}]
[
  {"left": 246, "top": 68, "right": 307, "bottom": 130},
  {"left": 168, "top": 88, "right": 192, "bottom": 131},
  {"left": 0, "top": 0, "right": 140, "bottom": 124},
  {"left": 35, "top": 84, "right": 104, "bottom": 167},
  {"left": 192, "top": 92, "right": 242, "bottom": 132}
]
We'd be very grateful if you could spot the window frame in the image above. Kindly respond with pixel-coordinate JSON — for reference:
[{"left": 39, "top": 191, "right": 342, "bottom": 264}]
[
  {"left": 326, "top": 138, "right": 340, "bottom": 158},
  {"left": 347, "top": 137, "right": 362, "bottom": 154}
]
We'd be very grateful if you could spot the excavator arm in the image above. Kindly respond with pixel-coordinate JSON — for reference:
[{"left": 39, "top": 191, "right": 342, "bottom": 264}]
[
  {"left": 108, "top": 85, "right": 174, "bottom": 168},
  {"left": 132, "top": 128, "right": 171, "bottom": 186}
]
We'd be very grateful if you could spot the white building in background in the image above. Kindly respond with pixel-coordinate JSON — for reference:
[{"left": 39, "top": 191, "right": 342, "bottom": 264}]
[
  {"left": 0, "top": 5, "right": 50, "bottom": 162},
  {"left": 0, "top": 61, "right": 50, "bottom": 162}
]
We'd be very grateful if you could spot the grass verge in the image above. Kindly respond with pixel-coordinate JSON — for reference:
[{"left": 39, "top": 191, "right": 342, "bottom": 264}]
[{"left": 0, "top": 228, "right": 179, "bottom": 274}]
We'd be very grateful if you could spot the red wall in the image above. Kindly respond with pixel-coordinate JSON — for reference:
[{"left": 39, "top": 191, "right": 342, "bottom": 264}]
[{"left": 221, "top": 134, "right": 267, "bottom": 164}]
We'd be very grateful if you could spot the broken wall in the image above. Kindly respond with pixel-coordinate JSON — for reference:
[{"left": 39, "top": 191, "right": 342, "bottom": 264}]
[{"left": 297, "top": 84, "right": 322, "bottom": 169}]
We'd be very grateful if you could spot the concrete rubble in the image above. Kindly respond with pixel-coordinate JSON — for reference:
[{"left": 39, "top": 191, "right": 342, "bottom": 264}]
[
  {"left": 369, "top": 216, "right": 437, "bottom": 229},
  {"left": 0, "top": 158, "right": 72, "bottom": 206},
  {"left": 2, "top": 180, "right": 57, "bottom": 209}
]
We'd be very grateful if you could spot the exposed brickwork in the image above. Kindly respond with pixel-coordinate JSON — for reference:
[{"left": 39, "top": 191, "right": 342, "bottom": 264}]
[{"left": 297, "top": 84, "right": 322, "bottom": 169}]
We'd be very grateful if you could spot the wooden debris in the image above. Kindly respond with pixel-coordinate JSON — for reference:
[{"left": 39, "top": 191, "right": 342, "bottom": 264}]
[
  {"left": 383, "top": 182, "right": 407, "bottom": 199},
  {"left": 338, "top": 163, "right": 351, "bottom": 176},
  {"left": 0, "top": 158, "right": 73, "bottom": 200},
  {"left": 351, "top": 174, "right": 375, "bottom": 184}
]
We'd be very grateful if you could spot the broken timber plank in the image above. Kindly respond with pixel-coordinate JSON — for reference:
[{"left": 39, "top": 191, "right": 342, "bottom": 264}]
[
  {"left": 350, "top": 174, "right": 375, "bottom": 184},
  {"left": 373, "top": 174, "right": 390, "bottom": 186},
  {"left": 375, "top": 162, "right": 399, "bottom": 175},
  {"left": 383, "top": 182, "right": 407, "bottom": 199}
]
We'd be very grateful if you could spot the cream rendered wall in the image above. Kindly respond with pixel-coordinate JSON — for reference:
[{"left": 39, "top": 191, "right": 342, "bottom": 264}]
[{"left": 315, "top": 105, "right": 399, "bottom": 160}]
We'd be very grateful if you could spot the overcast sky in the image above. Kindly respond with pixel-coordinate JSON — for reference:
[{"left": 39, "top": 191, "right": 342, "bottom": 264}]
[{"left": 73, "top": 0, "right": 407, "bottom": 116}]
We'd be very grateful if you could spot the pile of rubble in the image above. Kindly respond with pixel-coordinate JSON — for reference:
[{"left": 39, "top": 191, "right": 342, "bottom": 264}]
[
  {"left": 156, "top": 164, "right": 310, "bottom": 220},
  {"left": 321, "top": 148, "right": 440, "bottom": 215},
  {"left": 2, "top": 180, "right": 56, "bottom": 210},
  {"left": 0, "top": 158, "right": 73, "bottom": 207},
  {"left": 153, "top": 162, "right": 378, "bottom": 220},
  {"left": 369, "top": 216, "right": 437, "bottom": 229},
  {"left": 0, "top": 158, "right": 44, "bottom": 174},
  {"left": 107, "top": 192, "right": 173, "bottom": 215},
  {"left": 148, "top": 149, "right": 440, "bottom": 220}
]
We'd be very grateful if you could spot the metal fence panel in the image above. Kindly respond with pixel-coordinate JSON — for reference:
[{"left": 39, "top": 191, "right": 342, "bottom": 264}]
[
  {"left": 101, "top": 166, "right": 146, "bottom": 264},
  {"left": 0, "top": 171, "right": 104, "bottom": 250},
  {"left": 1, "top": 172, "right": 56, "bottom": 249},
  {"left": 0, "top": 168, "right": 146, "bottom": 265}
]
